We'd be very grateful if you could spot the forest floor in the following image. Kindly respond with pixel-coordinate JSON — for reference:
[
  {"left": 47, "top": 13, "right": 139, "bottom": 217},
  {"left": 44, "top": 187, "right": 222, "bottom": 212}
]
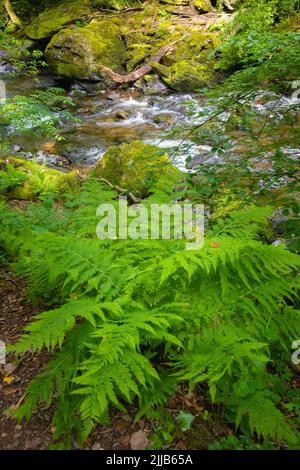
[{"left": 0, "top": 268, "right": 228, "bottom": 450}]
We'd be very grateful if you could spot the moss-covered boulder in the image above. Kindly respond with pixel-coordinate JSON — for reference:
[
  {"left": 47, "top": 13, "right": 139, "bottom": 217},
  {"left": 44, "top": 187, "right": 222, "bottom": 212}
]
[
  {"left": 153, "top": 60, "right": 214, "bottom": 92},
  {"left": 193, "top": 0, "right": 212, "bottom": 12},
  {"left": 0, "top": 157, "right": 79, "bottom": 200},
  {"left": 45, "top": 18, "right": 126, "bottom": 80},
  {"left": 154, "top": 30, "right": 219, "bottom": 91},
  {"left": 96, "top": 141, "right": 181, "bottom": 197},
  {"left": 26, "top": 0, "right": 91, "bottom": 40}
]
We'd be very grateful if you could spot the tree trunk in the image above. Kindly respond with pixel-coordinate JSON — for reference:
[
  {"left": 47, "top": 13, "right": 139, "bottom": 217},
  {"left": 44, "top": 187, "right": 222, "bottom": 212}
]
[
  {"left": 98, "top": 39, "right": 183, "bottom": 84},
  {"left": 3, "top": 0, "right": 22, "bottom": 27}
]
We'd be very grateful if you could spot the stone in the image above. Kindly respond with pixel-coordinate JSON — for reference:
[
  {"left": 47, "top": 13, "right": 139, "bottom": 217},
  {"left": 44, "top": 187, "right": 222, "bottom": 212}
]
[
  {"left": 153, "top": 113, "right": 175, "bottom": 125},
  {"left": 91, "top": 443, "right": 104, "bottom": 450},
  {"left": 95, "top": 140, "right": 181, "bottom": 198},
  {"left": 26, "top": 0, "right": 91, "bottom": 40},
  {"left": 115, "top": 110, "right": 128, "bottom": 120},
  {"left": 154, "top": 30, "right": 219, "bottom": 91},
  {"left": 3, "top": 363, "right": 18, "bottom": 375},
  {"left": 69, "top": 89, "right": 88, "bottom": 98},
  {"left": 1, "top": 157, "right": 79, "bottom": 200},
  {"left": 130, "top": 430, "right": 149, "bottom": 451},
  {"left": 45, "top": 18, "right": 126, "bottom": 80},
  {"left": 154, "top": 60, "right": 214, "bottom": 92},
  {"left": 143, "top": 75, "right": 168, "bottom": 95}
]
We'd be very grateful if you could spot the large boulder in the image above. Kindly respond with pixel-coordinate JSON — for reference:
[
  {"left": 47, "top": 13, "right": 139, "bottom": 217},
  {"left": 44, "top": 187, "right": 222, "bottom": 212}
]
[
  {"left": 0, "top": 157, "right": 79, "bottom": 200},
  {"left": 96, "top": 141, "right": 181, "bottom": 198},
  {"left": 45, "top": 18, "right": 126, "bottom": 80},
  {"left": 26, "top": 0, "right": 91, "bottom": 40},
  {"left": 154, "top": 30, "right": 219, "bottom": 91}
]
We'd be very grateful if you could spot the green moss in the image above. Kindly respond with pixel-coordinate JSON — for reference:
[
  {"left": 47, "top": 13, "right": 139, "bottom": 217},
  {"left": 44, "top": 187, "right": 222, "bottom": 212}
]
[
  {"left": 193, "top": 0, "right": 212, "bottom": 12},
  {"left": 153, "top": 29, "right": 219, "bottom": 91},
  {"left": 26, "top": 0, "right": 91, "bottom": 40},
  {"left": 45, "top": 18, "right": 125, "bottom": 79},
  {"left": 163, "top": 29, "right": 219, "bottom": 65},
  {"left": 1, "top": 157, "right": 79, "bottom": 200},
  {"left": 96, "top": 141, "right": 181, "bottom": 198},
  {"left": 160, "top": 59, "right": 214, "bottom": 91}
]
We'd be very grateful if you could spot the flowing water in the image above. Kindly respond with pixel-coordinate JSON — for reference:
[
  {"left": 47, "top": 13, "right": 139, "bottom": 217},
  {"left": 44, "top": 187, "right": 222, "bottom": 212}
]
[{"left": 2, "top": 73, "right": 300, "bottom": 174}]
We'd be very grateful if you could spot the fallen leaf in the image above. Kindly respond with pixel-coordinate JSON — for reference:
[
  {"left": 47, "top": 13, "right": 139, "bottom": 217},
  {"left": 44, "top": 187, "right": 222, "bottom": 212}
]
[
  {"left": 3, "top": 376, "right": 15, "bottom": 385},
  {"left": 211, "top": 242, "right": 220, "bottom": 248}
]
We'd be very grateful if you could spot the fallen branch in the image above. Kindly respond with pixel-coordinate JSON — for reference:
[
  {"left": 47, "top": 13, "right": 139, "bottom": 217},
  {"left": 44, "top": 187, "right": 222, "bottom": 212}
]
[
  {"left": 98, "top": 38, "right": 184, "bottom": 84},
  {"left": 99, "top": 176, "right": 141, "bottom": 204},
  {"left": 3, "top": 0, "right": 22, "bottom": 27}
]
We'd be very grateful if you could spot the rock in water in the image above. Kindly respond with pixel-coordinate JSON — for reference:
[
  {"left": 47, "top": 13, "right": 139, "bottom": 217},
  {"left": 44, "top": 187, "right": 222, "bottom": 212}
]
[{"left": 45, "top": 19, "right": 126, "bottom": 80}]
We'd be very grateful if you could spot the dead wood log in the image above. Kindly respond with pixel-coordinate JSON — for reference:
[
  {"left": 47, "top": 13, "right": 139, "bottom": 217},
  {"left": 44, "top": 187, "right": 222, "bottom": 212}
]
[{"left": 98, "top": 38, "right": 184, "bottom": 84}]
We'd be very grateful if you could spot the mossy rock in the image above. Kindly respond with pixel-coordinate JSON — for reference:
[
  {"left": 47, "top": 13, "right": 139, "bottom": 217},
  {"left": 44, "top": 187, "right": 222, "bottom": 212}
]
[
  {"left": 45, "top": 18, "right": 126, "bottom": 80},
  {"left": 153, "top": 29, "right": 219, "bottom": 91},
  {"left": 163, "top": 30, "right": 219, "bottom": 66},
  {"left": 96, "top": 141, "right": 181, "bottom": 198},
  {"left": 26, "top": 0, "right": 91, "bottom": 40},
  {"left": 1, "top": 157, "right": 79, "bottom": 200},
  {"left": 193, "top": 0, "right": 212, "bottom": 12},
  {"left": 153, "top": 60, "right": 214, "bottom": 92}
]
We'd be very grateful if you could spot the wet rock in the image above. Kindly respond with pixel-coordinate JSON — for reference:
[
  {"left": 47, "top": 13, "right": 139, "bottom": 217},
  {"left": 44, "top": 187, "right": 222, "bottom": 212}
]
[
  {"left": 115, "top": 110, "right": 128, "bottom": 120},
  {"left": 35, "top": 151, "right": 68, "bottom": 167},
  {"left": 107, "top": 92, "right": 120, "bottom": 101},
  {"left": 45, "top": 19, "right": 126, "bottom": 80},
  {"left": 143, "top": 75, "right": 168, "bottom": 95},
  {"left": 26, "top": 0, "right": 91, "bottom": 40},
  {"left": 153, "top": 113, "right": 175, "bottom": 125},
  {"left": 69, "top": 89, "right": 87, "bottom": 98}
]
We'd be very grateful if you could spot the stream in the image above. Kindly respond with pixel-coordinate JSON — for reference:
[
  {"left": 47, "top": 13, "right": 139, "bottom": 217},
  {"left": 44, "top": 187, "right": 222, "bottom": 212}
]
[{"left": 2, "top": 72, "right": 300, "bottom": 175}]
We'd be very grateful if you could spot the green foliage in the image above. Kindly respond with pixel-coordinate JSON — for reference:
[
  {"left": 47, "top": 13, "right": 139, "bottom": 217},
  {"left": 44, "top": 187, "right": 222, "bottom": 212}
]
[
  {"left": 0, "top": 88, "right": 77, "bottom": 142},
  {"left": 0, "top": 163, "right": 27, "bottom": 194},
  {"left": 209, "top": 434, "right": 276, "bottom": 450},
  {"left": 176, "top": 411, "right": 195, "bottom": 431},
  {"left": 0, "top": 30, "right": 46, "bottom": 75},
  {"left": 1, "top": 175, "right": 299, "bottom": 448}
]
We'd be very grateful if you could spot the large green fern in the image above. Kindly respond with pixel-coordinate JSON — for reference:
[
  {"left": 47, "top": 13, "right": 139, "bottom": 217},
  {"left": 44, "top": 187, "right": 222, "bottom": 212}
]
[{"left": 1, "top": 176, "right": 299, "bottom": 448}]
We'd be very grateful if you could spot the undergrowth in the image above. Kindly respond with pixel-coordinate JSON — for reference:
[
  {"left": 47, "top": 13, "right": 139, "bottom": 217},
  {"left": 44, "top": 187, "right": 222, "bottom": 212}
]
[{"left": 0, "top": 175, "right": 299, "bottom": 449}]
